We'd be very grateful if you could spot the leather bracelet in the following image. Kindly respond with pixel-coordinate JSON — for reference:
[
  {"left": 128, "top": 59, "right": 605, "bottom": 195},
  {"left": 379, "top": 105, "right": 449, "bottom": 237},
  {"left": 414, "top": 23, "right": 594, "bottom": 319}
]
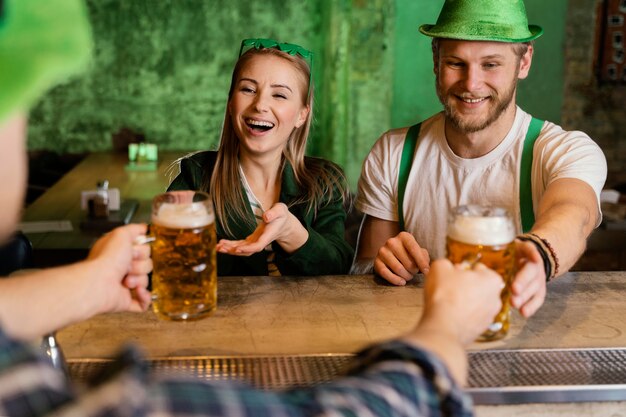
[
  {"left": 517, "top": 234, "right": 554, "bottom": 282},
  {"left": 529, "top": 233, "right": 560, "bottom": 277}
]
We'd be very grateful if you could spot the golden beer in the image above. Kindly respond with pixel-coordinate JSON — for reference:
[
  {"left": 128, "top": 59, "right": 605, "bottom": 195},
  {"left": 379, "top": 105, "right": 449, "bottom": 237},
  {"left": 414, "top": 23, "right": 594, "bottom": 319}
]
[
  {"left": 446, "top": 205, "right": 516, "bottom": 341},
  {"left": 151, "top": 191, "right": 217, "bottom": 321}
]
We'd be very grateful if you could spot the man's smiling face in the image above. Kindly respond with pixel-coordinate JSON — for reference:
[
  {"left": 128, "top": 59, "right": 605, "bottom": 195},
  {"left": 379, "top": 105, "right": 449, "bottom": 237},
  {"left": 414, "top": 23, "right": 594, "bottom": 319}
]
[{"left": 434, "top": 39, "right": 530, "bottom": 134}]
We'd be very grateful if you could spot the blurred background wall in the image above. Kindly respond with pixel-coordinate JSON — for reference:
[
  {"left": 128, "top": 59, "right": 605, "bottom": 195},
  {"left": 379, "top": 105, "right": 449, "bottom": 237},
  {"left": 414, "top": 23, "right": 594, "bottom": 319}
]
[{"left": 26, "top": 0, "right": 625, "bottom": 189}]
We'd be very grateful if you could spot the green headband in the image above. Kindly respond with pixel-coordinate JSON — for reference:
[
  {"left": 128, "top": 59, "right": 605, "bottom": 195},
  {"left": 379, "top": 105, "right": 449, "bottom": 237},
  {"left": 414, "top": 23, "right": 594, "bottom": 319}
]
[
  {"left": 0, "top": 0, "right": 92, "bottom": 123},
  {"left": 239, "top": 38, "right": 313, "bottom": 99}
]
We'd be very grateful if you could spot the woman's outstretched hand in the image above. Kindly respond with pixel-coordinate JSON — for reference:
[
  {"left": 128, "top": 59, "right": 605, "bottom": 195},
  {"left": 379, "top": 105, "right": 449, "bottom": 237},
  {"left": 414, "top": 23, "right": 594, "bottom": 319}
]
[{"left": 216, "top": 203, "right": 308, "bottom": 255}]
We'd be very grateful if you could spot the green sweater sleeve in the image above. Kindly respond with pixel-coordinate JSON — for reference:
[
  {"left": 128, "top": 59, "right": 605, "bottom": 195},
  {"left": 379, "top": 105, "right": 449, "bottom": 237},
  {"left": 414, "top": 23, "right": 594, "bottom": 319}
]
[{"left": 274, "top": 183, "right": 354, "bottom": 276}]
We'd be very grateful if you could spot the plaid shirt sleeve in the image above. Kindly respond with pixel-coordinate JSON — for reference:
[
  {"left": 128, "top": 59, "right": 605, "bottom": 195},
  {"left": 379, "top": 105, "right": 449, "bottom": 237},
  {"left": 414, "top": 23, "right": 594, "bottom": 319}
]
[{"left": 0, "top": 328, "right": 473, "bottom": 417}]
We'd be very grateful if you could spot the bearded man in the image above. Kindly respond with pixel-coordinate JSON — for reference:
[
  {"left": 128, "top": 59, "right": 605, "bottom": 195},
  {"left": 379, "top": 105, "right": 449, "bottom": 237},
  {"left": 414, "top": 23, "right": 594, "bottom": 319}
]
[{"left": 352, "top": 0, "right": 607, "bottom": 319}]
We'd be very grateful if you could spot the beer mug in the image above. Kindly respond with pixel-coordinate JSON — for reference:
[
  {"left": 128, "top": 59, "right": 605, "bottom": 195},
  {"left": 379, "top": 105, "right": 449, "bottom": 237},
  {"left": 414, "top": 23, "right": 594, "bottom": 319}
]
[
  {"left": 446, "top": 205, "right": 516, "bottom": 341},
  {"left": 150, "top": 191, "right": 217, "bottom": 321}
]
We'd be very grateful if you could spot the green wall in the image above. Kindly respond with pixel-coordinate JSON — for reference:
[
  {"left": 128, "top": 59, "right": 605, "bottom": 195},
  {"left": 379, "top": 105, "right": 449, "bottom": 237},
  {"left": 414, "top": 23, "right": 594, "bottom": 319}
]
[
  {"left": 520, "top": 0, "right": 566, "bottom": 122},
  {"left": 391, "top": 1, "right": 441, "bottom": 126},
  {"left": 28, "top": 0, "right": 319, "bottom": 153},
  {"left": 313, "top": 0, "right": 394, "bottom": 187},
  {"left": 28, "top": 0, "right": 567, "bottom": 187}
]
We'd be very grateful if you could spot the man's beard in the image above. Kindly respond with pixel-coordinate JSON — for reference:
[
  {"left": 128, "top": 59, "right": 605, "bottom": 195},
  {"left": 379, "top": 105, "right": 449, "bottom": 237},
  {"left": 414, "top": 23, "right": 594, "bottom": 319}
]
[{"left": 436, "top": 78, "right": 517, "bottom": 134}]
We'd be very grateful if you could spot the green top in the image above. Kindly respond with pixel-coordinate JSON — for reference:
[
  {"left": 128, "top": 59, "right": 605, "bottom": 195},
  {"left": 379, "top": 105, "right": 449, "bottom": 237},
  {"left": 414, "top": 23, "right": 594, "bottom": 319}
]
[{"left": 168, "top": 151, "right": 354, "bottom": 276}]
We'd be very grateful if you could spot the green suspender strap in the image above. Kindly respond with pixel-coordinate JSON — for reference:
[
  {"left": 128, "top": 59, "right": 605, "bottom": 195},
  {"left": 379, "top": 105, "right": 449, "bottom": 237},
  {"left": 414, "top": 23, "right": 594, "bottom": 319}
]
[
  {"left": 519, "top": 117, "right": 545, "bottom": 232},
  {"left": 397, "top": 123, "right": 422, "bottom": 231},
  {"left": 398, "top": 118, "right": 543, "bottom": 233}
]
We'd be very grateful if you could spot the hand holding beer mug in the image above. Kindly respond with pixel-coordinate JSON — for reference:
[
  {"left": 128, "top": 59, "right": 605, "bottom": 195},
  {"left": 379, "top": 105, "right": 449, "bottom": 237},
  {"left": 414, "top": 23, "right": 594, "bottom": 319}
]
[
  {"left": 446, "top": 205, "right": 516, "bottom": 341},
  {"left": 151, "top": 191, "right": 217, "bottom": 321}
]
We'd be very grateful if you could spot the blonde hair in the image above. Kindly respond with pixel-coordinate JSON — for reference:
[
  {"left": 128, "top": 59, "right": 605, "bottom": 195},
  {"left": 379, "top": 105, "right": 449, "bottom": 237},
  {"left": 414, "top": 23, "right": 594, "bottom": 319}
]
[{"left": 205, "top": 47, "right": 348, "bottom": 237}]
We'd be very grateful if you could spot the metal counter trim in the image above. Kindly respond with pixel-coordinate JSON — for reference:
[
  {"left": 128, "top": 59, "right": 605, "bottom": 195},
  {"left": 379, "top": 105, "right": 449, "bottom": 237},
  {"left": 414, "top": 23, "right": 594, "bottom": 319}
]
[{"left": 67, "top": 347, "right": 626, "bottom": 404}]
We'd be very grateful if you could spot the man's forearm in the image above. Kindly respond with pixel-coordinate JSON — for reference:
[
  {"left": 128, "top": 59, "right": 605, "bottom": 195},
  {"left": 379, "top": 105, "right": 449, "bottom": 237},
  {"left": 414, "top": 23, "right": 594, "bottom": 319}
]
[
  {"left": 0, "top": 262, "right": 100, "bottom": 340},
  {"left": 531, "top": 178, "right": 599, "bottom": 277},
  {"left": 532, "top": 200, "right": 594, "bottom": 276},
  {"left": 402, "top": 323, "right": 468, "bottom": 386}
]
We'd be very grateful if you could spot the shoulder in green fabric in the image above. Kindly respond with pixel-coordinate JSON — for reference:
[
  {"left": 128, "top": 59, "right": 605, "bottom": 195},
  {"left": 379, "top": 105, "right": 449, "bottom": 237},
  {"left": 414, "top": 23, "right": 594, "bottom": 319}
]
[
  {"left": 185, "top": 150, "right": 216, "bottom": 166},
  {"left": 168, "top": 150, "right": 216, "bottom": 192}
]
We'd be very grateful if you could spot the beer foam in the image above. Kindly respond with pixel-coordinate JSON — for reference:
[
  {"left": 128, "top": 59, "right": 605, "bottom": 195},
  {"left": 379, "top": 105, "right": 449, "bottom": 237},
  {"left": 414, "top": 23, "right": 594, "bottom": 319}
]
[
  {"left": 153, "top": 202, "right": 214, "bottom": 229},
  {"left": 448, "top": 215, "right": 515, "bottom": 246}
]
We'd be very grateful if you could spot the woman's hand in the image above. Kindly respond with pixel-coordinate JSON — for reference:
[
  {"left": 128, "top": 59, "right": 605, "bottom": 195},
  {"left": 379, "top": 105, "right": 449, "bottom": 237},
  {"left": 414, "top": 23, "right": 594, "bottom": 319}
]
[{"left": 217, "top": 203, "right": 308, "bottom": 255}]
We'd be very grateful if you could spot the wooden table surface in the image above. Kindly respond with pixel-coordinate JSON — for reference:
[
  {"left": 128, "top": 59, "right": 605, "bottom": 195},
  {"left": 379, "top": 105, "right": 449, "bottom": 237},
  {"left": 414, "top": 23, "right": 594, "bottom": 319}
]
[
  {"left": 58, "top": 271, "right": 626, "bottom": 357},
  {"left": 57, "top": 271, "right": 626, "bottom": 415},
  {"left": 21, "top": 151, "right": 189, "bottom": 264}
]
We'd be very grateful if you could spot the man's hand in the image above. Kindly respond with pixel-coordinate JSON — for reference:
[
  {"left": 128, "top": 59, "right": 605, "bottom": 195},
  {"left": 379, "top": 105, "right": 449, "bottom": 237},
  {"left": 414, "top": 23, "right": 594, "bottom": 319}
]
[
  {"left": 404, "top": 259, "right": 504, "bottom": 384},
  {"left": 421, "top": 259, "right": 504, "bottom": 345},
  {"left": 88, "top": 224, "right": 153, "bottom": 314},
  {"left": 374, "top": 232, "right": 430, "bottom": 285},
  {"left": 510, "top": 239, "right": 546, "bottom": 318},
  {"left": 509, "top": 177, "right": 600, "bottom": 318}
]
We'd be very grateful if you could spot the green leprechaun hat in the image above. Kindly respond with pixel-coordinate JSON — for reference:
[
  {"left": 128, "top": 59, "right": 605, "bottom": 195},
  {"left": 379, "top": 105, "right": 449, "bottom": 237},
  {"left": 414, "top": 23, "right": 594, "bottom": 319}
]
[
  {"left": 0, "top": 0, "right": 92, "bottom": 123},
  {"left": 419, "top": 0, "right": 543, "bottom": 43}
]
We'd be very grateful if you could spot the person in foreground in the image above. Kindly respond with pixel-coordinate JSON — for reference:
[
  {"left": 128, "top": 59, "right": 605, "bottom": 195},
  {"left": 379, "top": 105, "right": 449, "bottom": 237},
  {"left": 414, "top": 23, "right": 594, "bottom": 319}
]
[
  {"left": 168, "top": 39, "right": 353, "bottom": 276},
  {"left": 1, "top": 1, "right": 505, "bottom": 415},
  {"left": 0, "top": 256, "right": 502, "bottom": 417},
  {"left": 0, "top": 0, "right": 152, "bottom": 341},
  {"left": 352, "top": 0, "right": 607, "bottom": 319}
]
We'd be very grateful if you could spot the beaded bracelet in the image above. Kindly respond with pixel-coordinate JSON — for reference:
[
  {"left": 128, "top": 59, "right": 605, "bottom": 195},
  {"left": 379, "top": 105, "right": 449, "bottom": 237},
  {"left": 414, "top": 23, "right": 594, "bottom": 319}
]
[
  {"left": 529, "top": 233, "right": 560, "bottom": 277},
  {"left": 517, "top": 233, "right": 559, "bottom": 281}
]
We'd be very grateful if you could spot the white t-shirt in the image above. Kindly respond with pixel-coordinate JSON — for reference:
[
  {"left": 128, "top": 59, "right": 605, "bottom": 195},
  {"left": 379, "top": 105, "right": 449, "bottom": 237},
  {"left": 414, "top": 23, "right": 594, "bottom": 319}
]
[{"left": 355, "top": 107, "right": 607, "bottom": 259}]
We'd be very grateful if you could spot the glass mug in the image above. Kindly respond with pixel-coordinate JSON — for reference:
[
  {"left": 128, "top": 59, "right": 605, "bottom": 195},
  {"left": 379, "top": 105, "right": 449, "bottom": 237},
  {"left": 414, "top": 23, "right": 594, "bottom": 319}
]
[
  {"left": 446, "top": 205, "right": 516, "bottom": 341},
  {"left": 150, "top": 191, "right": 217, "bottom": 321}
]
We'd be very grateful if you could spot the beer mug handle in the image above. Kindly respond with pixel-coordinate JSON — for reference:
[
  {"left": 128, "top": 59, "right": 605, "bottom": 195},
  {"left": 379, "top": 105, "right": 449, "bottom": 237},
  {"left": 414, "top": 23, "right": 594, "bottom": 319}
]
[
  {"left": 459, "top": 252, "right": 482, "bottom": 270},
  {"left": 134, "top": 235, "right": 155, "bottom": 245},
  {"left": 133, "top": 223, "right": 156, "bottom": 245}
]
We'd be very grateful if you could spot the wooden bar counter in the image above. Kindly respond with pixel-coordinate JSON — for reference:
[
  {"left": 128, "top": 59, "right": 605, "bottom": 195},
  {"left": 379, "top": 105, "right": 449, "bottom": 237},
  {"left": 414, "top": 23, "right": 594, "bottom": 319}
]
[
  {"left": 21, "top": 151, "right": 188, "bottom": 266},
  {"left": 57, "top": 271, "right": 626, "bottom": 415},
  {"left": 58, "top": 271, "right": 626, "bottom": 357}
]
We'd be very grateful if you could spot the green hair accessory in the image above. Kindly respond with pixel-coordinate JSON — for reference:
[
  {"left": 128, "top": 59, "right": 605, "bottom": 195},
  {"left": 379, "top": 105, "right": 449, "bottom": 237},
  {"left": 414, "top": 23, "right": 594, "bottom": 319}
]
[
  {"left": 239, "top": 38, "right": 313, "bottom": 60},
  {"left": 239, "top": 38, "right": 313, "bottom": 98}
]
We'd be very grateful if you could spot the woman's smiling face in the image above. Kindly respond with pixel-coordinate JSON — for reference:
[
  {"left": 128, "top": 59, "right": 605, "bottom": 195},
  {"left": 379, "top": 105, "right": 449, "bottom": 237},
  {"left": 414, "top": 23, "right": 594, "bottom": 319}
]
[{"left": 229, "top": 54, "right": 309, "bottom": 159}]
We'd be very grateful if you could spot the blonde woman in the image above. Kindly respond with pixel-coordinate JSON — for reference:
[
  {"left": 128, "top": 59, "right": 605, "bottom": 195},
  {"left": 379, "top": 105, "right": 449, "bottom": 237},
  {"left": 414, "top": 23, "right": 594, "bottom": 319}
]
[{"left": 168, "top": 39, "right": 353, "bottom": 276}]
